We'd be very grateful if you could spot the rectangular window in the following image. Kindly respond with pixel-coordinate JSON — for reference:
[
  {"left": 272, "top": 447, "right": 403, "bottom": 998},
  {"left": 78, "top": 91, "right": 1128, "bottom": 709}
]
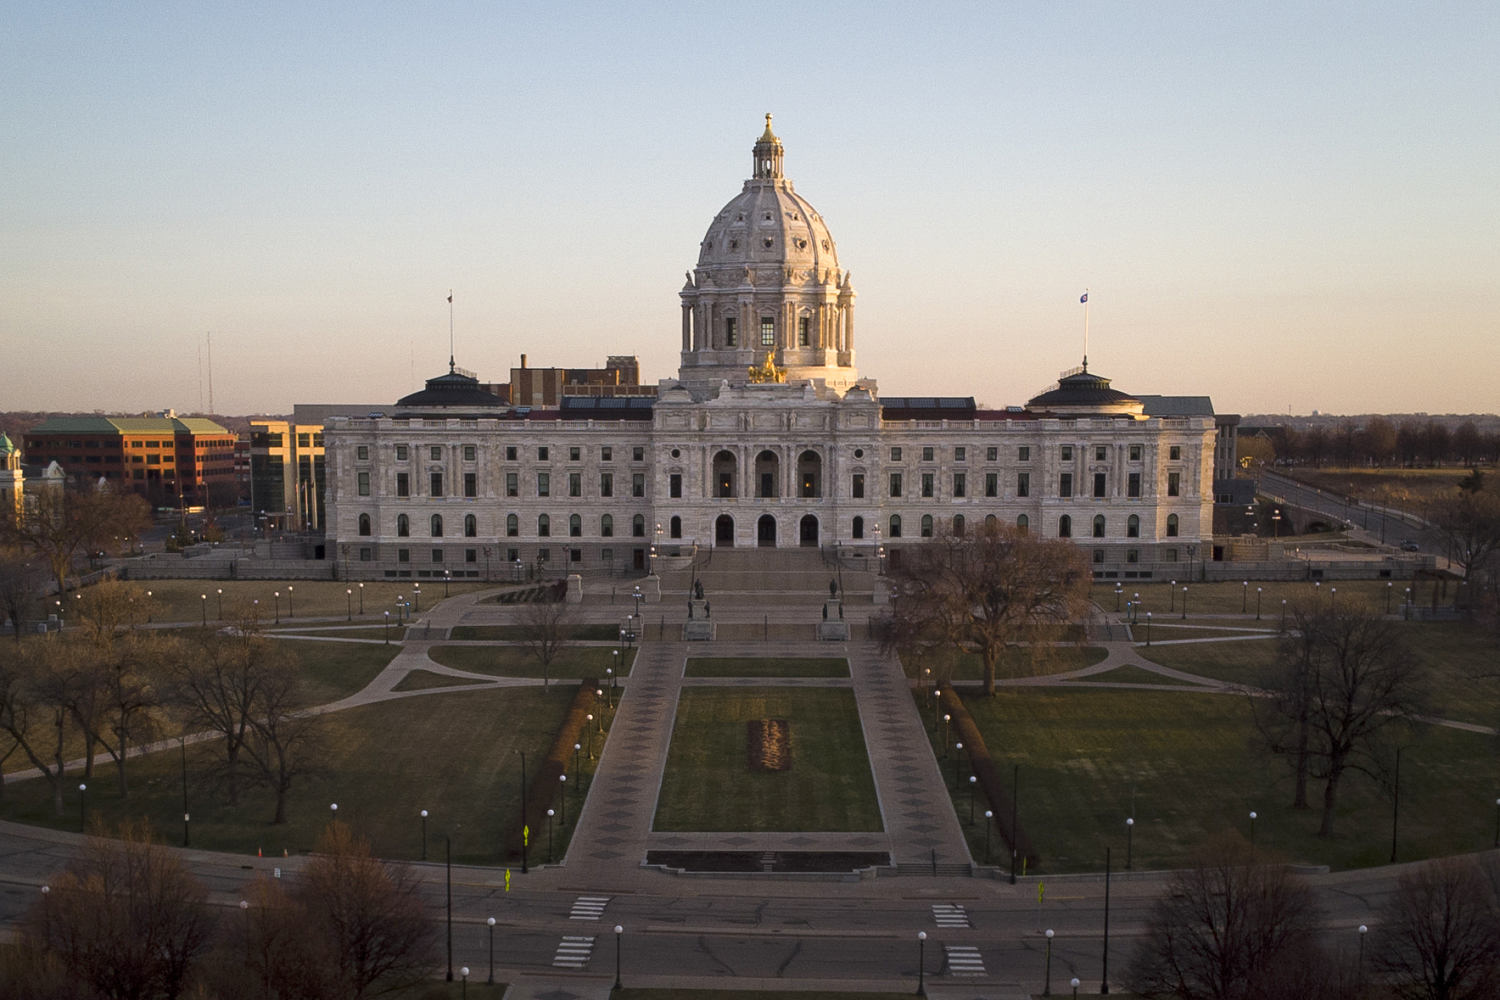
[
  {"left": 1095, "top": 445, "right": 1107, "bottom": 461},
  {"left": 359, "top": 547, "right": 372, "bottom": 562},
  {"left": 1127, "top": 548, "right": 1140, "bottom": 563},
  {"left": 1164, "top": 548, "right": 1178, "bottom": 562},
  {"left": 506, "top": 472, "right": 518, "bottom": 497},
  {"left": 569, "top": 446, "right": 580, "bottom": 461},
  {"left": 358, "top": 472, "right": 370, "bottom": 496},
  {"left": 852, "top": 473, "right": 865, "bottom": 499},
  {"left": 921, "top": 446, "right": 934, "bottom": 462},
  {"left": 463, "top": 472, "right": 477, "bottom": 498},
  {"left": 430, "top": 472, "right": 443, "bottom": 497},
  {"left": 798, "top": 316, "right": 810, "bottom": 346},
  {"left": 466, "top": 548, "right": 477, "bottom": 563},
  {"left": 1169, "top": 445, "right": 1181, "bottom": 460},
  {"left": 398, "top": 548, "right": 409, "bottom": 563},
  {"left": 505, "top": 445, "right": 517, "bottom": 461},
  {"left": 986, "top": 446, "right": 998, "bottom": 461},
  {"left": 568, "top": 473, "right": 581, "bottom": 497},
  {"left": 1018, "top": 446, "right": 1030, "bottom": 461},
  {"left": 600, "top": 472, "right": 614, "bottom": 497},
  {"left": 953, "top": 473, "right": 966, "bottom": 497},
  {"left": 633, "top": 446, "right": 644, "bottom": 462},
  {"left": 537, "top": 473, "right": 550, "bottom": 497},
  {"left": 669, "top": 473, "right": 682, "bottom": 498},
  {"left": 1168, "top": 472, "right": 1181, "bottom": 497},
  {"left": 985, "top": 472, "right": 998, "bottom": 497},
  {"left": 890, "top": 446, "right": 902, "bottom": 461},
  {"left": 430, "top": 446, "right": 442, "bottom": 461},
  {"left": 601, "top": 446, "right": 613, "bottom": 461},
  {"left": 432, "top": 548, "right": 443, "bottom": 563},
  {"left": 1060, "top": 445, "right": 1073, "bottom": 461},
  {"left": 760, "top": 317, "right": 774, "bottom": 346},
  {"left": 889, "top": 472, "right": 903, "bottom": 497},
  {"left": 1128, "top": 472, "right": 1141, "bottom": 498},
  {"left": 1093, "top": 549, "right": 1104, "bottom": 564},
  {"left": 396, "top": 473, "right": 409, "bottom": 497},
  {"left": 297, "top": 433, "right": 310, "bottom": 447},
  {"left": 954, "top": 447, "right": 966, "bottom": 462},
  {"left": 538, "top": 446, "right": 549, "bottom": 460},
  {"left": 1060, "top": 473, "right": 1073, "bottom": 498},
  {"left": 1129, "top": 444, "right": 1142, "bottom": 461},
  {"left": 725, "top": 317, "right": 737, "bottom": 346},
  {"left": 356, "top": 445, "right": 369, "bottom": 460},
  {"left": 1093, "top": 472, "right": 1107, "bottom": 498},
  {"left": 463, "top": 444, "right": 476, "bottom": 461},
  {"left": 632, "top": 473, "right": 645, "bottom": 497},
  {"left": 921, "top": 472, "right": 935, "bottom": 498},
  {"left": 1017, "top": 472, "right": 1030, "bottom": 497}
]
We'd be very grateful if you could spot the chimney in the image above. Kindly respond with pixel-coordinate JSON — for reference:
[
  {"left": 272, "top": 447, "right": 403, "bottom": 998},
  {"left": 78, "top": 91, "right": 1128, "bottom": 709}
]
[{"left": 520, "top": 354, "right": 527, "bottom": 369}]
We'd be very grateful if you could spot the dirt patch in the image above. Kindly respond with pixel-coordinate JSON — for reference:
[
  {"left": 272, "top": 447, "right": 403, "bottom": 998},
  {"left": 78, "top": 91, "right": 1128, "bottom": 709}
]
[{"left": 747, "top": 719, "right": 792, "bottom": 772}]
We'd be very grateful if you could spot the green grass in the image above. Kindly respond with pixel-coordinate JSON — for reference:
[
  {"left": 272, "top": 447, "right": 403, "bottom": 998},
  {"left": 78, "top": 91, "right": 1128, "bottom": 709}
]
[
  {"left": 954, "top": 687, "right": 1499, "bottom": 873},
  {"left": 616, "top": 993, "right": 913, "bottom": 1000},
  {"left": 449, "top": 624, "right": 625, "bottom": 641},
  {"left": 276, "top": 640, "right": 398, "bottom": 706},
  {"left": 1094, "top": 580, "right": 1420, "bottom": 618},
  {"left": 684, "top": 657, "right": 850, "bottom": 678},
  {"left": 272, "top": 625, "right": 405, "bottom": 640},
  {"left": 1087, "top": 665, "right": 1189, "bottom": 686},
  {"left": 655, "top": 688, "right": 882, "bottom": 832},
  {"left": 0, "top": 687, "right": 582, "bottom": 866},
  {"left": 392, "top": 670, "right": 478, "bottom": 692},
  {"left": 426, "top": 645, "right": 634, "bottom": 680},
  {"left": 916, "top": 645, "right": 1108, "bottom": 683},
  {"left": 120, "top": 579, "right": 486, "bottom": 625}
]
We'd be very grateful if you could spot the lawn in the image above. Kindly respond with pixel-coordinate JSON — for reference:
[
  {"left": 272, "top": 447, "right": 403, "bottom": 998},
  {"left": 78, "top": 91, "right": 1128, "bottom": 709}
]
[
  {"left": 655, "top": 688, "right": 881, "bottom": 832},
  {"left": 0, "top": 686, "right": 584, "bottom": 866},
  {"left": 685, "top": 657, "right": 850, "bottom": 678},
  {"left": 120, "top": 579, "right": 486, "bottom": 625},
  {"left": 1093, "top": 580, "right": 1419, "bottom": 618},
  {"left": 910, "top": 646, "right": 1107, "bottom": 683},
  {"left": 427, "top": 645, "right": 634, "bottom": 680},
  {"left": 954, "top": 687, "right": 1499, "bottom": 873},
  {"left": 277, "top": 639, "right": 398, "bottom": 705},
  {"left": 449, "top": 624, "right": 625, "bottom": 641}
]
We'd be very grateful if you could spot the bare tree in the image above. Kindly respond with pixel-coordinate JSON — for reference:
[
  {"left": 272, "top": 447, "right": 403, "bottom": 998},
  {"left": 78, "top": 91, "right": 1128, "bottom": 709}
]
[
  {"left": 1426, "top": 487, "right": 1500, "bottom": 610},
  {"left": 1127, "top": 833, "right": 1340, "bottom": 1000},
  {"left": 1375, "top": 855, "right": 1500, "bottom": 1000},
  {"left": 0, "top": 482, "right": 149, "bottom": 594},
  {"left": 0, "top": 545, "right": 45, "bottom": 640},
  {"left": 1257, "top": 601, "right": 1424, "bottom": 836},
  {"left": 8, "top": 819, "right": 212, "bottom": 1000},
  {"left": 876, "top": 524, "right": 1091, "bottom": 695},
  {"left": 518, "top": 592, "right": 572, "bottom": 688},
  {"left": 0, "top": 638, "right": 80, "bottom": 816},
  {"left": 238, "top": 658, "right": 323, "bottom": 825}
]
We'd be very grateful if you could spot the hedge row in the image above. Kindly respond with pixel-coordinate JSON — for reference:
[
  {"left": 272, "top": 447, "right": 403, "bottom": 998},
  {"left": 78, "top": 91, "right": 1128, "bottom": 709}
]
[
  {"left": 502, "top": 678, "right": 600, "bottom": 866},
  {"left": 937, "top": 681, "right": 1038, "bottom": 869}
]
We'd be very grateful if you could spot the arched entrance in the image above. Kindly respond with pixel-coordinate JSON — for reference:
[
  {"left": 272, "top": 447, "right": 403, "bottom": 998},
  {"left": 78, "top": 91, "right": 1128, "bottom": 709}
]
[
  {"left": 715, "top": 514, "right": 735, "bottom": 547},
  {"left": 712, "top": 450, "right": 738, "bottom": 498},
  {"left": 797, "top": 450, "right": 822, "bottom": 497},
  {"left": 754, "top": 450, "right": 780, "bottom": 498},
  {"left": 799, "top": 514, "right": 819, "bottom": 547},
  {"left": 756, "top": 514, "right": 777, "bottom": 547}
]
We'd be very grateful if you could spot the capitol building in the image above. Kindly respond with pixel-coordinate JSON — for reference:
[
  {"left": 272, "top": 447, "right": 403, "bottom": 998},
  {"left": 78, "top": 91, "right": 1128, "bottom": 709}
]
[{"left": 323, "top": 118, "right": 1227, "bottom": 581}]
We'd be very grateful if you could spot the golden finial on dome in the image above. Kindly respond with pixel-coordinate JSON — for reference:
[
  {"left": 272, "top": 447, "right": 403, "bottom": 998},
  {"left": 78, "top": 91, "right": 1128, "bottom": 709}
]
[
  {"left": 747, "top": 351, "right": 786, "bottom": 384},
  {"left": 760, "top": 113, "right": 777, "bottom": 141}
]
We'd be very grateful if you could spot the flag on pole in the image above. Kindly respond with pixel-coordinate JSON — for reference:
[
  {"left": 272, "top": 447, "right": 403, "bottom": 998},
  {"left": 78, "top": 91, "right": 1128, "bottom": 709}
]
[
  {"left": 1079, "top": 292, "right": 1088, "bottom": 304},
  {"left": 447, "top": 293, "right": 453, "bottom": 303}
]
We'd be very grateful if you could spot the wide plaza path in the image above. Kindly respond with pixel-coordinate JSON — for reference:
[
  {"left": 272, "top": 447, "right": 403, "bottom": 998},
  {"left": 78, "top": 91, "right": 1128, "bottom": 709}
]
[{"left": 562, "top": 638, "right": 973, "bottom": 883}]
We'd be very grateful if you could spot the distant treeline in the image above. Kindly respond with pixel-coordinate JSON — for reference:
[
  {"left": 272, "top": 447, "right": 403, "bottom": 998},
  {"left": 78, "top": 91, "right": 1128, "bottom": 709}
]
[{"left": 1241, "top": 415, "right": 1500, "bottom": 468}]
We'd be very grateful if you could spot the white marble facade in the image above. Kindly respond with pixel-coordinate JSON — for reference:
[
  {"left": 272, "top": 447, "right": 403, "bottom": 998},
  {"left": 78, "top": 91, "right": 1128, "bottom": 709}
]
[{"left": 323, "top": 120, "right": 1217, "bottom": 582}]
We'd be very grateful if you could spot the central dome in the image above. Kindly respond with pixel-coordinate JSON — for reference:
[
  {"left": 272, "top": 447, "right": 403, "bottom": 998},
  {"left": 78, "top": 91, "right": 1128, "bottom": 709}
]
[{"left": 676, "top": 116, "right": 859, "bottom": 393}]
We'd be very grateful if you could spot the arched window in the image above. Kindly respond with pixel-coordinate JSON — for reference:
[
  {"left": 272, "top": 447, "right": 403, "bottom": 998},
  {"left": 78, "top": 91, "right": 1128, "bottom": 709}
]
[
  {"left": 538, "top": 514, "right": 550, "bottom": 537},
  {"left": 920, "top": 514, "right": 934, "bottom": 538},
  {"left": 852, "top": 515, "right": 865, "bottom": 539},
  {"left": 1166, "top": 513, "right": 1180, "bottom": 537},
  {"left": 1127, "top": 514, "right": 1140, "bottom": 538},
  {"left": 1059, "top": 515, "right": 1072, "bottom": 538},
  {"left": 569, "top": 514, "right": 582, "bottom": 537},
  {"left": 506, "top": 513, "right": 518, "bottom": 537},
  {"left": 1093, "top": 514, "right": 1106, "bottom": 538},
  {"left": 953, "top": 515, "right": 965, "bottom": 537},
  {"left": 601, "top": 514, "right": 614, "bottom": 537},
  {"left": 985, "top": 514, "right": 997, "bottom": 531},
  {"left": 396, "top": 514, "right": 409, "bottom": 537},
  {"left": 358, "top": 513, "right": 371, "bottom": 536},
  {"left": 669, "top": 515, "right": 681, "bottom": 538},
  {"left": 632, "top": 514, "right": 645, "bottom": 537},
  {"left": 889, "top": 514, "right": 902, "bottom": 538},
  {"left": 464, "top": 514, "right": 477, "bottom": 538},
  {"left": 1016, "top": 514, "right": 1028, "bottom": 534},
  {"left": 431, "top": 514, "right": 443, "bottom": 537}
]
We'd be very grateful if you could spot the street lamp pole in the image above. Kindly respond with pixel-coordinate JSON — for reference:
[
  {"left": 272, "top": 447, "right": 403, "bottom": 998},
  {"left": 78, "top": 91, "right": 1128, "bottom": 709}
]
[
  {"left": 180, "top": 738, "right": 190, "bottom": 847},
  {"left": 547, "top": 808, "right": 555, "bottom": 863},
  {"left": 1043, "top": 928, "right": 1054, "bottom": 996},
  {"left": 420, "top": 809, "right": 428, "bottom": 861},
  {"left": 1125, "top": 817, "right": 1135, "bottom": 870},
  {"left": 346, "top": 588, "right": 352, "bottom": 621},
  {"left": 200, "top": 593, "right": 207, "bottom": 626},
  {"left": 613, "top": 925, "right": 623, "bottom": 991},
  {"left": 486, "top": 916, "right": 496, "bottom": 984},
  {"left": 1249, "top": 810, "right": 1257, "bottom": 848},
  {"left": 916, "top": 931, "right": 927, "bottom": 996},
  {"left": 1145, "top": 611, "right": 1151, "bottom": 646},
  {"left": 358, "top": 582, "right": 364, "bottom": 614},
  {"left": 1256, "top": 586, "right": 1262, "bottom": 620},
  {"left": 518, "top": 750, "right": 528, "bottom": 874},
  {"left": 217, "top": 587, "right": 223, "bottom": 620}
]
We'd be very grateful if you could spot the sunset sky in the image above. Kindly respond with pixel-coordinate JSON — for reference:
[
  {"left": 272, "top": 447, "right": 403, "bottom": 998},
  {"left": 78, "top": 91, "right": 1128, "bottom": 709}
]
[{"left": 3, "top": 2, "right": 1496, "bottom": 417}]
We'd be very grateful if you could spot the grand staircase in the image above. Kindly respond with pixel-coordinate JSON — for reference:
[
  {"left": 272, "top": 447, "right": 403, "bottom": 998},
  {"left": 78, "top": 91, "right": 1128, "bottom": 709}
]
[{"left": 659, "top": 547, "right": 876, "bottom": 606}]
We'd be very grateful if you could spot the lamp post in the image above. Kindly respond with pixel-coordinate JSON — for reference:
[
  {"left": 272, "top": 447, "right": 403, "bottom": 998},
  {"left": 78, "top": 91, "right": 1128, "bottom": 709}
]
[
  {"left": 1181, "top": 585, "right": 1188, "bottom": 619},
  {"left": 346, "top": 588, "right": 352, "bottom": 621},
  {"left": 1358, "top": 924, "right": 1368, "bottom": 976},
  {"left": 1169, "top": 582, "right": 1175, "bottom": 613},
  {"left": 443, "top": 569, "right": 451, "bottom": 597},
  {"left": 287, "top": 585, "right": 293, "bottom": 618},
  {"left": 1125, "top": 817, "right": 1134, "bottom": 870},
  {"left": 1242, "top": 581, "right": 1248, "bottom": 612},
  {"left": 330, "top": 802, "right": 338, "bottom": 826},
  {"left": 983, "top": 809, "right": 993, "bottom": 862},
  {"left": 420, "top": 809, "right": 428, "bottom": 861},
  {"left": 586, "top": 716, "right": 595, "bottom": 757},
  {"left": 606, "top": 667, "right": 615, "bottom": 708},
  {"left": 1272, "top": 508, "right": 1281, "bottom": 538},
  {"left": 383, "top": 610, "right": 390, "bottom": 643},
  {"left": 1256, "top": 586, "right": 1263, "bottom": 620},
  {"left": 968, "top": 774, "right": 977, "bottom": 824},
  {"left": 459, "top": 967, "right": 468, "bottom": 999},
  {"left": 1280, "top": 598, "right": 1288, "bottom": 631},
  {"left": 1071, "top": 977, "right": 1080, "bottom": 999},
  {"left": 239, "top": 898, "right": 250, "bottom": 966},
  {"left": 916, "top": 931, "right": 927, "bottom": 996},
  {"left": 613, "top": 925, "right": 623, "bottom": 991},
  {"left": 574, "top": 743, "right": 582, "bottom": 789},
  {"left": 358, "top": 582, "right": 364, "bottom": 614},
  {"left": 181, "top": 737, "right": 190, "bottom": 847},
  {"left": 146, "top": 589, "right": 152, "bottom": 623},
  {"left": 1494, "top": 797, "right": 1499, "bottom": 848},
  {"left": 517, "top": 749, "right": 528, "bottom": 874},
  {"left": 413, "top": 582, "right": 421, "bottom": 613},
  {"left": 200, "top": 593, "right": 207, "bottom": 626},
  {"left": 953, "top": 741, "right": 964, "bottom": 788},
  {"left": 273, "top": 590, "right": 280, "bottom": 624},
  {"left": 1043, "top": 928, "right": 1054, "bottom": 996},
  {"left": 1248, "top": 810, "right": 1257, "bottom": 848},
  {"left": 79, "top": 782, "right": 87, "bottom": 830},
  {"left": 1145, "top": 611, "right": 1151, "bottom": 646},
  {"left": 486, "top": 916, "right": 496, "bottom": 984},
  {"left": 216, "top": 587, "right": 223, "bottom": 620},
  {"left": 559, "top": 773, "right": 567, "bottom": 824},
  {"left": 1114, "top": 583, "right": 1122, "bottom": 611},
  {"left": 547, "top": 808, "right": 555, "bottom": 863},
  {"left": 1385, "top": 581, "right": 1393, "bottom": 614},
  {"left": 941, "top": 713, "right": 951, "bottom": 756}
]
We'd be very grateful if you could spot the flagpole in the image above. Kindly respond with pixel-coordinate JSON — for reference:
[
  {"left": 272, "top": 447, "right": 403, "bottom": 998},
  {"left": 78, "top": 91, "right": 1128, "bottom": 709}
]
[
  {"left": 1082, "top": 289, "right": 1090, "bottom": 370},
  {"left": 448, "top": 290, "right": 455, "bottom": 372}
]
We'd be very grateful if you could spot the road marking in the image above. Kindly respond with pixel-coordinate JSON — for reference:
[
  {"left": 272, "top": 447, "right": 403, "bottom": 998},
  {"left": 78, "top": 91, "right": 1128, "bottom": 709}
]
[
  {"left": 931, "top": 903, "right": 970, "bottom": 928},
  {"left": 946, "top": 944, "right": 986, "bottom": 976},
  {"left": 552, "top": 935, "right": 595, "bottom": 969},
  {"left": 570, "top": 895, "right": 611, "bottom": 920}
]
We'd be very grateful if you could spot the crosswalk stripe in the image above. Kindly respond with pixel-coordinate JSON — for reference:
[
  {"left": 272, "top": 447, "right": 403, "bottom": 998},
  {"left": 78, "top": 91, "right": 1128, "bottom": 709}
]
[
  {"left": 931, "top": 903, "right": 971, "bottom": 928},
  {"left": 946, "top": 944, "right": 986, "bottom": 976},
  {"left": 570, "top": 895, "right": 611, "bottom": 920},
  {"left": 552, "top": 935, "right": 596, "bottom": 968}
]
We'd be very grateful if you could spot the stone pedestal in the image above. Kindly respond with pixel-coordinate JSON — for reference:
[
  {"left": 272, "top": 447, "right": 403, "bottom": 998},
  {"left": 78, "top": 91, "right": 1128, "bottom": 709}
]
[
  {"left": 565, "top": 574, "right": 584, "bottom": 604},
  {"left": 872, "top": 577, "right": 892, "bottom": 606},
  {"left": 817, "top": 598, "right": 850, "bottom": 640},
  {"left": 688, "top": 598, "right": 709, "bottom": 620}
]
